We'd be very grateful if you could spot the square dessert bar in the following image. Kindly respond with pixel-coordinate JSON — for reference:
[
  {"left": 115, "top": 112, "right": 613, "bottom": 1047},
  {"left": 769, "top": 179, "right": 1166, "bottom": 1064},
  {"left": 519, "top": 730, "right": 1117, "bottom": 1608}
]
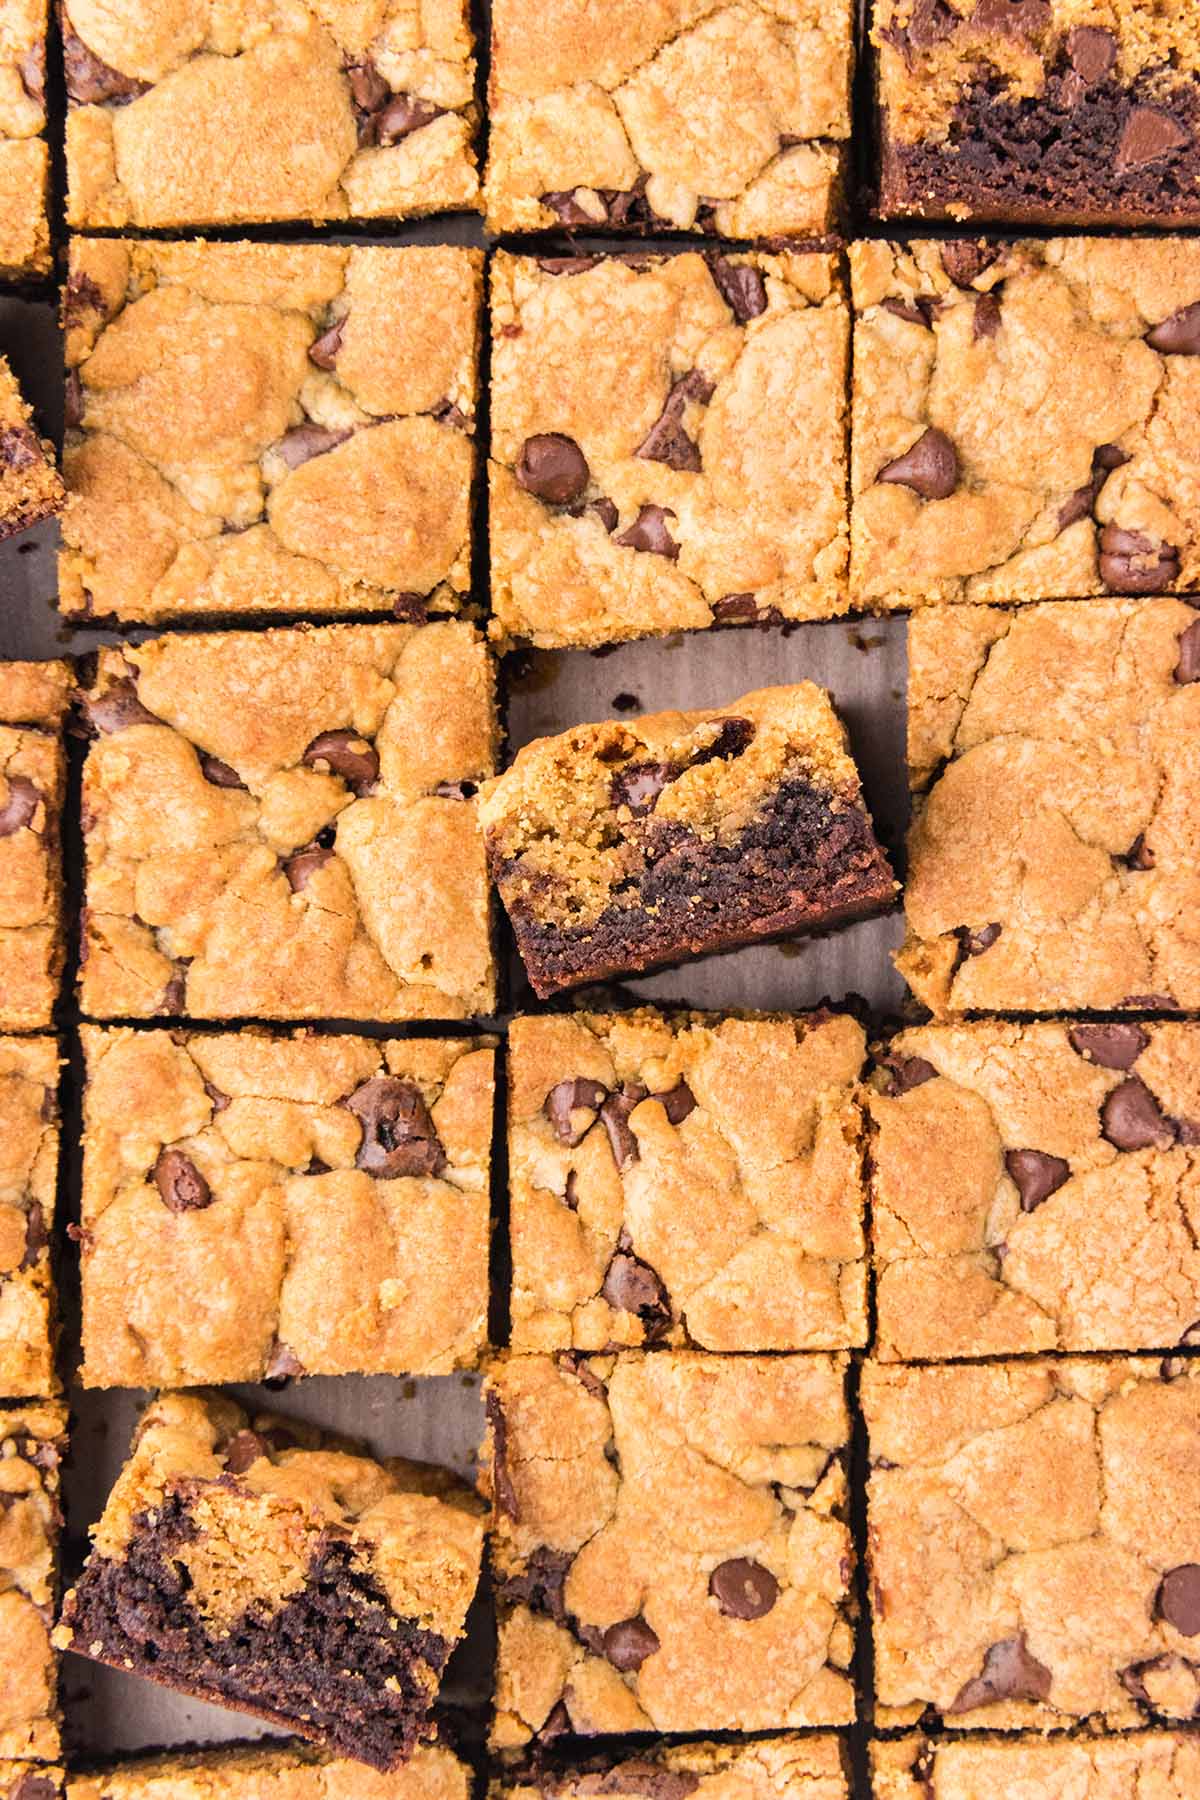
[
  {"left": 870, "top": 1020, "right": 1200, "bottom": 1361},
  {"left": 900, "top": 598, "right": 1200, "bottom": 1014},
  {"left": 61, "top": 240, "right": 481, "bottom": 624},
  {"left": 494, "top": 1739, "right": 849, "bottom": 1800},
  {"left": 873, "top": 4, "right": 1200, "bottom": 228},
  {"left": 508, "top": 1008, "right": 869, "bottom": 1353},
  {"left": 68, "top": 1740, "right": 469, "bottom": 1800},
  {"left": 0, "top": 1036, "right": 59, "bottom": 1396},
  {"left": 79, "top": 622, "right": 497, "bottom": 1021},
  {"left": 2, "top": 1768, "right": 62, "bottom": 1800},
  {"left": 0, "top": 359, "right": 62, "bottom": 540},
  {"left": 873, "top": 1732, "right": 1200, "bottom": 1800},
  {"left": 863, "top": 1358, "right": 1200, "bottom": 1730},
  {"left": 78, "top": 1025, "right": 494, "bottom": 1387},
  {"left": 850, "top": 237, "right": 1200, "bottom": 610},
  {"left": 484, "top": 1351, "right": 855, "bottom": 1743},
  {"left": 484, "top": 0, "right": 851, "bottom": 237},
  {"left": 490, "top": 250, "right": 850, "bottom": 648},
  {"left": 0, "top": 1401, "right": 66, "bottom": 1764},
  {"left": 0, "top": 1, "right": 49, "bottom": 278},
  {"left": 55, "top": 1391, "right": 485, "bottom": 1770},
  {"left": 0, "top": 661, "right": 70, "bottom": 1033},
  {"left": 62, "top": 3, "right": 479, "bottom": 230},
  {"left": 479, "top": 686, "right": 895, "bottom": 998}
]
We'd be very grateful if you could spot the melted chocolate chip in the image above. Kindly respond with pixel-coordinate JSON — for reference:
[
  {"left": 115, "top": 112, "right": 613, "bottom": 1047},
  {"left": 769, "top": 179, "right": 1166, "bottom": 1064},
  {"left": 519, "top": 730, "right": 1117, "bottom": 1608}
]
[
  {"left": 62, "top": 25, "right": 149, "bottom": 103},
  {"left": 373, "top": 93, "right": 444, "bottom": 145},
  {"left": 708, "top": 256, "right": 767, "bottom": 324},
  {"left": 1068, "top": 1023, "right": 1148, "bottom": 1070},
  {"left": 614, "top": 504, "right": 680, "bottom": 559},
  {"left": 713, "top": 593, "right": 758, "bottom": 622},
  {"left": 877, "top": 427, "right": 959, "bottom": 500},
  {"left": 949, "top": 1633, "right": 1052, "bottom": 1712},
  {"left": 941, "top": 241, "right": 1000, "bottom": 287},
  {"left": 20, "top": 1201, "right": 47, "bottom": 1271},
  {"left": 203, "top": 1078, "right": 231, "bottom": 1115},
  {"left": 602, "top": 1243, "right": 671, "bottom": 1340},
  {"left": 708, "top": 1557, "right": 779, "bottom": 1619},
  {"left": 1101, "top": 1077, "right": 1176, "bottom": 1152},
  {"left": 882, "top": 1054, "right": 938, "bottom": 1096},
  {"left": 198, "top": 752, "right": 245, "bottom": 790},
  {"left": 275, "top": 424, "right": 352, "bottom": 470},
  {"left": 302, "top": 729, "right": 379, "bottom": 795},
  {"left": 346, "top": 59, "right": 388, "bottom": 114},
  {"left": 544, "top": 1077, "right": 609, "bottom": 1147},
  {"left": 1005, "top": 1148, "right": 1071, "bottom": 1212},
  {"left": 284, "top": 845, "right": 334, "bottom": 892},
  {"left": 1157, "top": 1564, "right": 1200, "bottom": 1636},
  {"left": 308, "top": 319, "right": 345, "bottom": 369},
  {"left": 1066, "top": 24, "right": 1116, "bottom": 84},
  {"left": 1146, "top": 302, "right": 1200, "bottom": 357},
  {"left": 0, "top": 775, "right": 39, "bottom": 838},
  {"left": 85, "top": 676, "right": 161, "bottom": 734},
  {"left": 1176, "top": 616, "right": 1200, "bottom": 684},
  {"left": 343, "top": 1076, "right": 446, "bottom": 1178},
  {"left": 1098, "top": 525, "right": 1180, "bottom": 594},
  {"left": 516, "top": 433, "right": 590, "bottom": 506},
  {"left": 972, "top": 0, "right": 1049, "bottom": 35},
  {"left": 1115, "top": 107, "right": 1190, "bottom": 174},
  {"left": 635, "top": 371, "right": 714, "bottom": 473},
  {"left": 264, "top": 1341, "right": 305, "bottom": 1382},
  {"left": 882, "top": 297, "right": 932, "bottom": 327},
  {"left": 153, "top": 1149, "right": 212, "bottom": 1214},
  {"left": 611, "top": 762, "right": 673, "bottom": 815},
  {"left": 973, "top": 293, "right": 1002, "bottom": 340},
  {"left": 656, "top": 1079, "right": 695, "bottom": 1125},
  {"left": 224, "top": 1430, "right": 270, "bottom": 1475},
  {"left": 602, "top": 1614, "right": 660, "bottom": 1670},
  {"left": 487, "top": 1389, "right": 518, "bottom": 1520},
  {"left": 0, "top": 426, "right": 39, "bottom": 469},
  {"left": 600, "top": 1086, "right": 648, "bottom": 1169},
  {"left": 959, "top": 922, "right": 1002, "bottom": 957}
]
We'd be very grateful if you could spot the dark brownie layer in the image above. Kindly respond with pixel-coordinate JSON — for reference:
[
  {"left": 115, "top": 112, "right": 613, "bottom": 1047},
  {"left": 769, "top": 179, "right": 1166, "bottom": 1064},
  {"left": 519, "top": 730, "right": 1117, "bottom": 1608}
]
[
  {"left": 58, "top": 1491, "right": 449, "bottom": 1771},
  {"left": 500, "top": 777, "right": 895, "bottom": 997}
]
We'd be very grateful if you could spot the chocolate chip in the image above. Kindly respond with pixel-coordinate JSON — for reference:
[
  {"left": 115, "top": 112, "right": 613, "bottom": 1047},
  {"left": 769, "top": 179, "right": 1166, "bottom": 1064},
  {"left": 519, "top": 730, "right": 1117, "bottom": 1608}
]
[
  {"left": 203, "top": 1078, "right": 231, "bottom": 1114},
  {"left": 9, "top": 1776, "right": 58, "bottom": 1800},
  {"left": 308, "top": 319, "right": 345, "bottom": 369},
  {"left": 1116, "top": 107, "right": 1190, "bottom": 173},
  {"left": 539, "top": 1700, "right": 572, "bottom": 1740},
  {"left": 973, "top": 293, "right": 1002, "bottom": 340},
  {"left": 374, "top": 93, "right": 444, "bottom": 145},
  {"left": 343, "top": 1076, "right": 446, "bottom": 1178},
  {"left": 941, "top": 241, "right": 1000, "bottom": 287},
  {"left": 1005, "top": 1149, "right": 1071, "bottom": 1212},
  {"left": 1157, "top": 1565, "right": 1200, "bottom": 1636},
  {"left": 611, "top": 762, "right": 672, "bottom": 815},
  {"left": 589, "top": 497, "right": 619, "bottom": 533},
  {"left": 302, "top": 729, "right": 379, "bottom": 795},
  {"left": 433, "top": 780, "right": 476, "bottom": 800},
  {"left": 284, "top": 845, "right": 334, "bottom": 892},
  {"left": 1176, "top": 616, "right": 1200, "bottom": 684},
  {"left": 542, "top": 190, "right": 600, "bottom": 226},
  {"left": 603, "top": 1614, "right": 660, "bottom": 1670},
  {"left": 543, "top": 1077, "right": 609, "bottom": 1147},
  {"left": 708, "top": 1558, "right": 779, "bottom": 1619},
  {"left": 949, "top": 1634, "right": 1053, "bottom": 1712},
  {"left": 198, "top": 753, "right": 245, "bottom": 790},
  {"left": 153, "top": 1149, "right": 212, "bottom": 1214},
  {"left": 882, "top": 1054, "right": 938, "bottom": 1096},
  {"left": 20, "top": 1201, "right": 47, "bottom": 1272},
  {"left": 516, "top": 433, "right": 590, "bottom": 506},
  {"left": 162, "top": 967, "right": 187, "bottom": 1015},
  {"left": 224, "top": 1430, "right": 270, "bottom": 1475},
  {"left": 1098, "top": 525, "right": 1180, "bottom": 594},
  {"left": 393, "top": 592, "right": 428, "bottom": 623},
  {"left": 713, "top": 593, "right": 758, "bottom": 622},
  {"left": 0, "top": 775, "right": 39, "bottom": 838},
  {"left": 656, "top": 1079, "right": 695, "bottom": 1125},
  {"left": 84, "top": 676, "right": 161, "bottom": 734},
  {"left": 635, "top": 371, "right": 714, "bottom": 473},
  {"left": 972, "top": 0, "right": 1049, "bottom": 36},
  {"left": 275, "top": 424, "right": 352, "bottom": 470},
  {"left": 17, "top": 43, "right": 44, "bottom": 105},
  {"left": 1101, "top": 1077, "right": 1176, "bottom": 1152},
  {"left": 1058, "top": 444, "right": 1128, "bottom": 532},
  {"left": 599, "top": 1088, "right": 649, "bottom": 1170},
  {"left": 882, "top": 297, "right": 932, "bottom": 327},
  {"left": 1145, "top": 301, "right": 1200, "bottom": 357},
  {"left": 1065, "top": 23, "right": 1116, "bottom": 84},
  {"left": 614, "top": 504, "right": 680, "bottom": 559},
  {"left": 1123, "top": 993, "right": 1180, "bottom": 1011},
  {"left": 563, "top": 1170, "right": 579, "bottom": 1211},
  {"left": 602, "top": 1241, "right": 671, "bottom": 1339},
  {"left": 1124, "top": 833, "right": 1156, "bottom": 870},
  {"left": 64, "top": 371, "right": 83, "bottom": 431},
  {"left": 264, "top": 1341, "right": 305, "bottom": 1382},
  {"left": 1068, "top": 1023, "right": 1148, "bottom": 1069},
  {"left": 62, "top": 24, "right": 149, "bottom": 104},
  {"left": 692, "top": 717, "right": 755, "bottom": 766},
  {"left": 486, "top": 1390, "right": 519, "bottom": 1520},
  {"left": 959, "top": 922, "right": 1002, "bottom": 957},
  {"left": 346, "top": 59, "right": 388, "bottom": 113},
  {"left": 571, "top": 1763, "right": 700, "bottom": 1800},
  {"left": 877, "top": 428, "right": 959, "bottom": 500},
  {"left": 0, "top": 426, "right": 40, "bottom": 469},
  {"left": 708, "top": 256, "right": 767, "bottom": 324},
  {"left": 537, "top": 256, "right": 602, "bottom": 277}
]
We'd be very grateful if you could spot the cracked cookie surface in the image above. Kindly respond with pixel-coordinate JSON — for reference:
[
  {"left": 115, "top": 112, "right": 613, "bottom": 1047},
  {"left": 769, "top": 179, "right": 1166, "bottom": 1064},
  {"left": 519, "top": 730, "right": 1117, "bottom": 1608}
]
[
  {"left": 67, "top": 1733, "right": 469, "bottom": 1800},
  {"left": 62, "top": 240, "right": 480, "bottom": 624},
  {"left": 79, "top": 1026, "right": 494, "bottom": 1386},
  {"left": 484, "top": 0, "right": 850, "bottom": 236},
  {"left": 62, "top": 2, "right": 479, "bottom": 230},
  {"left": 55, "top": 1391, "right": 484, "bottom": 1771},
  {"left": 508, "top": 1008, "right": 868, "bottom": 1353},
  {"left": 0, "top": 1401, "right": 65, "bottom": 1764},
  {"left": 899, "top": 597, "right": 1200, "bottom": 1013},
  {"left": 489, "top": 251, "right": 850, "bottom": 648},
  {"left": 873, "top": 1730, "right": 1200, "bottom": 1800},
  {"left": 0, "top": 1037, "right": 59, "bottom": 1398},
  {"left": 0, "top": 662, "right": 70, "bottom": 1034},
  {"left": 483, "top": 1351, "right": 854, "bottom": 1744},
  {"left": 851, "top": 238, "right": 1200, "bottom": 608},
  {"left": 0, "top": 0, "right": 48, "bottom": 276},
  {"left": 79, "top": 624, "right": 497, "bottom": 1022},
  {"left": 495, "top": 1737, "right": 849, "bottom": 1800},
  {"left": 864, "top": 1357, "right": 1200, "bottom": 1730},
  {"left": 870, "top": 1019, "right": 1200, "bottom": 1359},
  {"left": 0, "top": 358, "right": 63, "bottom": 542},
  {"left": 873, "top": 1, "right": 1200, "bottom": 227}
]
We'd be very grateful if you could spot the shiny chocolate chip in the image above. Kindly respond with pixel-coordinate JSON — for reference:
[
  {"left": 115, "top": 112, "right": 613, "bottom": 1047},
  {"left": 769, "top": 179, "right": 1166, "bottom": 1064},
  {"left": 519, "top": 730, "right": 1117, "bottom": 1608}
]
[
  {"left": 600, "top": 1085, "right": 648, "bottom": 1169},
  {"left": 1098, "top": 525, "right": 1180, "bottom": 594},
  {"left": 611, "top": 761, "right": 672, "bottom": 815},
  {"left": 949, "top": 1633, "right": 1052, "bottom": 1712},
  {"left": 1157, "top": 1564, "right": 1200, "bottom": 1636},
  {"left": 84, "top": 676, "right": 161, "bottom": 734},
  {"left": 635, "top": 371, "right": 713, "bottom": 473},
  {"left": 0, "top": 775, "right": 39, "bottom": 838},
  {"left": 882, "top": 297, "right": 932, "bottom": 327},
  {"left": 959, "top": 922, "right": 1002, "bottom": 957},
  {"left": 656, "top": 1079, "right": 695, "bottom": 1125},
  {"left": 346, "top": 58, "right": 388, "bottom": 113},
  {"left": 153, "top": 1149, "right": 212, "bottom": 1214},
  {"left": 602, "top": 1243, "right": 671, "bottom": 1340},
  {"left": 713, "top": 593, "right": 758, "bottom": 622},
  {"left": 198, "top": 752, "right": 245, "bottom": 790},
  {"left": 224, "top": 1430, "right": 270, "bottom": 1475},
  {"left": 882, "top": 1054, "right": 938, "bottom": 1096},
  {"left": 486, "top": 1389, "right": 518, "bottom": 1520},
  {"left": 308, "top": 319, "right": 345, "bottom": 369},
  {"left": 1068, "top": 1023, "right": 1148, "bottom": 1069},
  {"left": 264, "top": 1341, "right": 305, "bottom": 1382},
  {"left": 603, "top": 1614, "right": 660, "bottom": 1670},
  {"left": 1066, "top": 24, "right": 1116, "bottom": 84},
  {"left": 941, "top": 241, "right": 1000, "bottom": 287},
  {"left": 1115, "top": 107, "right": 1190, "bottom": 173},
  {"left": 302, "top": 729, "right": 379, "bottom": 795},
  {"left": 973, "top": 293, "right": 1002, "bottom": 340},
  {"left": 20, "top": 1201, "right": 47, "bottom": 1271},
  {"left": 374, "top": 93, "right": 444, "bottom": 146},
  {"left": 708, "top": 256, "right": 767, "bottom": 324},
  {"left": 1101, "top": 1077, "right": 1176, "bottom": 1152},
  {"left": 275, "top": 424, "right": 352, "bottom": 470},
  {"left": 1146, "top": 302, "right": 1200, "bottom": 357},
  {"left": 62, "top": 24, "right": 149, "bottom": 103},
  {"left": 544, "top": 1077, "right": 609, "bottom": 1147},
  {"left": 1176, "top": 616, "right": 1200, "bottom": 684},
  {"left": 614, "top": 504, "right": 680, "bottom": 559},
  {"left": 1005, "top": 1148, "right": 1070, "bottom": 1212},
  {"left": 284, "top": 845, "right": 334, "bottom": 892},
  {"left": 708, "top": 1557, "right": 779, "bottom": 1619},
  {"left": 877, "top": 427, "right": 959, "bottom": 500},
  {"left": 517, "top": 433, "right": 590, "bottom": 506},
  {"left": 343, "top": 1075, "right": 447, "bottom": 1178}
]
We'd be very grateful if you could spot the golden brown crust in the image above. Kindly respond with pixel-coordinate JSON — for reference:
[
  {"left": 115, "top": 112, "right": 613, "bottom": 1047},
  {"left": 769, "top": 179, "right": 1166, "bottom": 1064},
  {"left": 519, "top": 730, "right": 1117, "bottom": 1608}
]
[
  {"left": 0, "top": 1036, "right": 59, "bottom": 1396},
  {"left": 508, "top": 1008, "right": 868, "bottom": 1351},
  {"left": 0, "top": 358, "right": 63, "bottom": 539},
  {"left": 872, "top": 1731, "right": 1200, "bottom": 1800},
  {"left": 495, "top": 1738, "right": 849, "bottom": 1800},
  {"left": 67, "top": 1743, "right": 468, "bottom": 1800},
  {"left": 0, "top": 1, "right": 49, "bottom": 277},
  {"left": 0, "top": 665, "right": 69, "bottom": 1034},
  {"left": 0, "top": 1400, "right": 66, "bottom": 1764},
  {"left": 61, "top": 240, "right": 482, "bottom": 624},
  {"left": 79, "top": 624, "right": 497, "bottom": 1021}
]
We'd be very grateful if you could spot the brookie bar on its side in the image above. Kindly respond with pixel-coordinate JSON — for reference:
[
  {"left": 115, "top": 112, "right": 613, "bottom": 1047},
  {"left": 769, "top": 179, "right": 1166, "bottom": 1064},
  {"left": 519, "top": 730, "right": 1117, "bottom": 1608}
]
[
  {"left": 66, "top": 1738, "right": 471, "bottom": 1800},
  {"left": 0, "top": 1401, "right": 66, "bottom": 1765},
  {"left": 0, "top": 1, "right": 49, "bottom": 278},
  {"left": 54, "top": 1391, "right": 484, "bottom": 1770},
  {"left": 479, "top": 684, "right": 895, "bottom": 998},
  {"left": 494, "top": 1738, "right": 850, "bottom": 1800},
  {"left": 0, "top": 660, "right": 70, "bottom": 1033},
  {"left": 0, "top": 1035, "right": 59, "bottom": 1396},
  {"left": 0, "top": 359, "right": 62, "bottom": 541},
  {"left": 873, "top": 1730, "right": 1200, "bottom": 1800}
]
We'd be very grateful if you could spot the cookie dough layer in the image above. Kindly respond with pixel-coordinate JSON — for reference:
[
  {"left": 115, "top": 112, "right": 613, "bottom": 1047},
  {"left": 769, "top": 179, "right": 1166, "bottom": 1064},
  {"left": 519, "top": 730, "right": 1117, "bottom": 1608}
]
[
  {"left": 55, "top": 1392, "right": 484, "bottom": 1772},
  {"left": 0, "top": 1037, "right": 58, "bottom": 1397},
  {"left": 490, "top": 251, "right": 850, "bottom": 648},
  {"left": 494, "top": 1739, "right": 849, "bottom": 1800},
  {"left": 0, "top": 2, "right": 48, "bottom": 278},
  {"left": 509, "top": 1008, "right": 868, "bottom": 1352},
  {"left": 0, "top": 1402, "right": 65, "bottom": 1764},
  {"left": 62, "top": 240, "right": 481, "bottom": 623},
  {"left": 79, "top": 624, "right": 497, "bottom": 1022},
  {"left": 899, "top": 598, "right": 1200, "bottom": 1014},
  {"left": 873, "top": 1731, "right": 1200, "bottom": 1800},
  {"left": 864, "top": 1357, "right": 1200, "bottom": 1730},
  {"left": 0, "top": 662, "right": 70, "bottom": 1033},
  {"left": 79, "top": 1027, "right": 494, "bottom": 1387},
  {"left": 484, "top": 1351, "right": 855, "bottom": 1744},
  {"left": 851, "top": 238, "right": 1200, "bottom": 609},
  {"left": 870, "top": 1020, "right": 1200, "bottom": 1360},
  {"left": 484, "top": 0, "right": 851, "bottom": 236},
  {"left": 874, "top": 2, "right": 1200, "bottom": 227},
  {"left": 68, "top": 1740, "right": 469, "bottom": 1800},
  {"left": 0, "top": 359, "right": 62, "bottom": 539},
  {"left": 63, "top": 3, "right": 479, "bottom": 230}
]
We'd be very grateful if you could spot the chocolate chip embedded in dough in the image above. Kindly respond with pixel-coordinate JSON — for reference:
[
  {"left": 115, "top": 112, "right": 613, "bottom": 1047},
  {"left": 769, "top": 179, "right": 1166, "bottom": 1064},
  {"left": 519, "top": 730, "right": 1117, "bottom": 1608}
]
[
  {"left": 198, "top": 752, "right": 245, "bottom": 790},
  {"left": 713, "top": 593, "right": 758, "bottom": 622},
  {"left": 0, "top": 775, "right": 39, "bottom": 838},
  {"left": 275, "top": 424, "right": 352, "bottom": 471},
  {"left": 949, "top": 1633, "right": 1053, "bottom": 1712},
  {"left": 542, "top": 190, "right": 601, "bottom": 226},
  {"left": 601, "top": 1243, "right": 671, "bottom": 1339},
  {"left": 153, "top": 1149, "right": 212, "bottom": 1214},
  {"left": 20, "top": 1200, "right": 47, "bottom": 1271},
  {"left": 941, "top": 240, "right": 1000, "bottom": 287},
  {"left": 707, "top": 256, "right": 767, "bottom": 324},
  {"left": 308, "top": 319, "right": 345, "bottom": 369},
  {"left": 973, "top": 293, "right": 1002, "bottom": 340},
  {"left": 1115, "top": 107, "right": 1190, "bottom": 173},
  {"left": 516, "top": 433, "right": 590, "bottom": 506},
  {"left": 1067, "top": 1023, "right": 1148, "bottom": 1070},
  {"left": 345, "top": 59, "right": 389, "bottom": 114},
  {"left": 603, "top": 1614, "right": 660, "bottom": 1670},
  {"left": 599, "top": 1086, "right": 649, "bottom": 1169},
  {"left": 881, "top": 1053, "right": 938, "bottom": 1096},
  {"left": 374, "top": 94, "right": 445, "bottom": 146},
  {"left": 656, "top": 1079, "right": 695, "bottom": 1125},
  {"left": 264, "top": 1341, "right": 305, "bottom": 1382},
  {"left": 486, "top": 1389, "right": 518, "bottom": 1520},
  {"left": 0, "top": 426, "right": 39, "bottom": 469},
  {"left": 1124, "top": 834, "right": 1155, "bottom": 870},
  {"left": 614, "top": 504, "right": 680, "bottom": 559},
  {"left": 224, "top": 1429, "right": 271, "bottom": 1475},
  {"left": 1066, "top": 24, "right": 1116, "bottom": 85},
  {"left": 543, "top": 1077, "right": 609, "bottom": 1147},
  {"left": 877, "top": 428, "right": 959, "bottom": 500},
  {"left": 343, "top": 1075, "right": 447, "bottom": 1178},
  {"left": 635, "top": 371, "right": 714, "bottom": 473},
  {"left": 708, "top": 1557, "right": 779, "bottom": 1619},
  {"left": 1146, "top": 302, "right": 1200, "bottom": 357},
  {"left": 611, "top": 761, "right": 673, "bottom": 816},
  {"left": 1157, "top": 1565, "right": 1200, "bottom": 1636},
  {"left": 1101, "top": 1077, "right": 1177, "bottom": 1152},
  {"left": 1098, "top": 526, "right": 1180, "bottom": 594},
  {"left": 9, "top": 1775, "right": 58, "bottom": 1800},
  {"left": 1176, "top": 616, "right": 1200, "bottom": 684},
  {"left": 882, "top": 297, "right": 932, "bottom": 327},
  {"left": 971, "top": 0, "right": 1049, "bottom": 37},
  {"left": 17, "top": 44, "right": 44, "bottom": 105},
  {"left": 84, "top": 675, "right": 161, "bottom": 734},
  {"left": 959, "top": 922, "right": 1002, "bottom": 957},
  {"left": 62, "top": 23, "right": 150, "bottom": 104},
  {"left": 284, "top": 845, "right": 334, "bottom": 892},
  {"left": 1005, "top": 1148, "right": 1070, "bottom": 1212},
  {"left": 301, "top": 728, "right": 379, "bottom": 795}
]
